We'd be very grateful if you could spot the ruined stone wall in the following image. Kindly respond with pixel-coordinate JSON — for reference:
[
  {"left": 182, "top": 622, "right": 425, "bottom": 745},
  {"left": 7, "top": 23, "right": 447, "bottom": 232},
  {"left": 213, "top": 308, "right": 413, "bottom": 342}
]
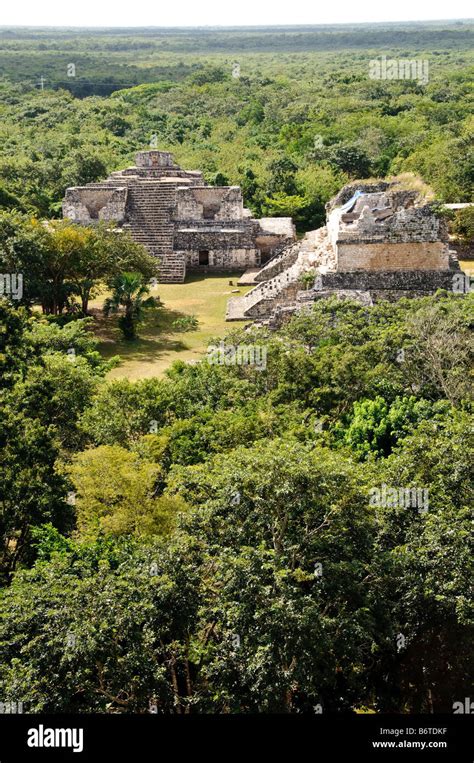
[
  {"left": 337, "top": 207, "right": 445, "bottom": 245},
  {"left": 174, "top": 225, "right": 256, "bottom": 252},
  {"left": 327, "top": 181, "right": 392, "bottom": 212},
  {"left": 244, "top": 281, "right": 302, "bottom": 317},
  {"left": 63, "top": 186, "right": 128, "bottom": 223},
  {"left": 175, "top": 187, "right": 244, "bottom": 221},
  {"left": 180, "top": 248, "right": 259, "bottom": 270},
  {"left": 336, "top": 241, "right": 449, "bottom": 271},
  {"left": 135, "top": 150, "right": 176, "bottom": 169},
  {"left": 314, "top": 269, "right": 456, "bottom": 292},
  {"left": 327, "top": 208, "right": 342, "bottom": 249},
  {"left": 63, "top": 150, "right": 296, "bottom": 282}
]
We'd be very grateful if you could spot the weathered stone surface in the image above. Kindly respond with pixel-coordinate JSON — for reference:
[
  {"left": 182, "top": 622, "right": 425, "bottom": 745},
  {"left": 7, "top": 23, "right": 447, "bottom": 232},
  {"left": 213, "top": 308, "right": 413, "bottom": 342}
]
[
  {"left": 183, "top": 247, "right": 258, "bottom": 271},
  {"left": 63, "top": 151, "right": 294, "bottom": 282},
  {"left": 227, "top": 179, "right": 462, "bottom": 321},
  {"left": 174, "top": 186, "right": 245, "bottom": 221},
  {"left": 336, "top": 241, "right": 449, "bottom": 271},
  {"left": 135, "top": 150, "right": 176, "bottom": 169},
  {"left": 314, "top": 269, "right": 457, "bottom": 292},
  {"left": 63, "top": 186, "right": 128, "bottom": 223}
]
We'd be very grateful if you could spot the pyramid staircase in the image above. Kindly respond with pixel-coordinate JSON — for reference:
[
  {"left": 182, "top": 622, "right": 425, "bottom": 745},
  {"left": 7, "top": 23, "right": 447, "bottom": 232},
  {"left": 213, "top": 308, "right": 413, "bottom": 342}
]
[
  {"left": 122, "top": 181, "right": 185, "bottom": 283},
  {"left": 226, "top": 227, "right": 333, "bottom": 321},
  {"left": 254, "top": 239, "right": 301, "bottom": 282}
]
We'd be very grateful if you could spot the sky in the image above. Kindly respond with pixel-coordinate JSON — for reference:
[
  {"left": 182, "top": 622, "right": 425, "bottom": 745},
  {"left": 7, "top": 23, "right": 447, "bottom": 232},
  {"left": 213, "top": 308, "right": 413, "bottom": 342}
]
[{"left": 0, "top": 0, "right": 472, "bottom": 28}]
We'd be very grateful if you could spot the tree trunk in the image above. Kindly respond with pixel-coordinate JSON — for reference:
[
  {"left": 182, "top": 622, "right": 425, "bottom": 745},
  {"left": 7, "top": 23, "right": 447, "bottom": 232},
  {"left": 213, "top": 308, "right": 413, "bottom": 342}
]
[{"left": 81, "top": 291, "right": 89, "bottom": 315}]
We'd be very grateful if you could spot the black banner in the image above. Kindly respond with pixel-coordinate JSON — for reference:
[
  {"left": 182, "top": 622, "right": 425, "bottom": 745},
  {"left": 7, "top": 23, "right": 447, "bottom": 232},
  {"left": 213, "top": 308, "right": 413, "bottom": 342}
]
[{"left": 0, "top": 713, "right": 472, "bottom": 761}]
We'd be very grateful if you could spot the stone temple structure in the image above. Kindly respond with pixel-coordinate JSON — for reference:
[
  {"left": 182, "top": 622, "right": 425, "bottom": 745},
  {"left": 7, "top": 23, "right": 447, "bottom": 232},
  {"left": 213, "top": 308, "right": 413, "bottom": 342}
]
[
  {"left": 63, "top": 150, "right": 295, "bottom": 282},
  {"left": 226, "top": 180, "right": 464, "bottom": 324}
]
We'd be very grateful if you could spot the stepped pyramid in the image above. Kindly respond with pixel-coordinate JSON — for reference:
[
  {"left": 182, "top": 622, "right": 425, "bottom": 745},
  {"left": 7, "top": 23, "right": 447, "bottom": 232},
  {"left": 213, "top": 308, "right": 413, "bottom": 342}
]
[{"left": 63, "top": 150, "right": 295, "bottom": 283}]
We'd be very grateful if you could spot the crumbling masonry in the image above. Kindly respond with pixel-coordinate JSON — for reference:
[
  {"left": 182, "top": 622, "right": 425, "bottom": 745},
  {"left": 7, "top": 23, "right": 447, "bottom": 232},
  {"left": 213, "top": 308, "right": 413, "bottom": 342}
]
[
  {"left": 226, "top": 180, "right": 464, "bottom": 324},
  {"left": 63, "top": 150, "right": 295, "bottom": 282}
]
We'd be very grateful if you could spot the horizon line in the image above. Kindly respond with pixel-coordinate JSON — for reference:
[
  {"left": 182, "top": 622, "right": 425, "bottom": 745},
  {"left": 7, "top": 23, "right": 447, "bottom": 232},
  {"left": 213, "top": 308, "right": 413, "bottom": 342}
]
[{"left": 1, "top": 19, "right": 473, "bottom": 31}]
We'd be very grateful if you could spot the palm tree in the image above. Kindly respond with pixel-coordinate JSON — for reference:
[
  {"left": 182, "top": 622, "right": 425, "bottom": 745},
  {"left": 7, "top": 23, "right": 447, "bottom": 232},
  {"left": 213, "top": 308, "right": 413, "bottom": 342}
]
[{"left": 103, "top": 272, "right": 156, "bottom": 340}]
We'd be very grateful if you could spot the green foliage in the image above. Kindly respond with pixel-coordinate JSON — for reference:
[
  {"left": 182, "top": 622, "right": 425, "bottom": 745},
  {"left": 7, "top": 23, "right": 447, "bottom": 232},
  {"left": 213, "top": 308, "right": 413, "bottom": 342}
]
[
  {"left": 80, "top": 377, "right": 175, "bottom": 446},
  {"left": 0, "top": 185, "right": 24, "bottom": 211},
  {"left": 68, "top": 445, "right": 187, "bottom": 539},
  {"left": 189, "top": 65, "right": 228, "bottom": 86},
  {"left": 327, "top": 144, "right": 371, "bottom": 178},
  {"left": 0, "top": 302, "right": 113, "bottom": 576},
  {"left": 103, "top": 272, "right": 157, "bottom": 340},
  {"left": 0, "top": 408, "right": 71, "bottom": 581},
  {"left": 171, "top": 314, "right": 199, "bottom": 332},
  {"left": 25, "top": 315, "right": 110, "bottom": 370},
  {"left": 0, "top": 301, "right": 30, "bottom": 388},
  {"left": 0, "top": 538, "right": 203, "bottom": 712},
  {"left": 298, "top": 269, "right": 316, "bottom": 290},
  {"left": 0, "top": 23, "right": 473, "bottom": 713},
  {"left": 342, "top": 396, "right": 450, "bottom": 460},
  {"left": 0, "top": 24, "right": 472, "bottom": 228},
  {"left": 0, "top": 291, "right": 472, "bottom": 711},
  {"left": 0, "top": 213, "right": 157, "bottom": 314},
  {"left": 451, "top": 206, "right": 474, "bottom": 243}
]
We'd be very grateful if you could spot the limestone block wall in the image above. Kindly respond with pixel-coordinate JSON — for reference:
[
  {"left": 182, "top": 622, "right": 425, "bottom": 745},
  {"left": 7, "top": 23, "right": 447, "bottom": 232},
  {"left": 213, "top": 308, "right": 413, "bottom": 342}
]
[
  {"left": 336, "top": 241, "right": 449, "bottom": 271},
  {"left": 244, "top": 281, "right": 301, "bottom": 317},
  {"left": 175, "top": 187, "right": 244, "bottom": 221},
  {"left": 174, "top": 226, "right": 256, "bottom": 252},
  {"left": 181, "top": 248, "right": 259, "bottom": 270},
  {"left": 314, "top": 269, "right": 456, "bottom": 292},
  {"left": 135, "top": 150, "right": 176, "bottom": 168},
  {"left": 63, "top": 186, "right": 128, "bottom": 223},
  {"left": 337, "top": 207, "right": 444, "bottom": 245}
]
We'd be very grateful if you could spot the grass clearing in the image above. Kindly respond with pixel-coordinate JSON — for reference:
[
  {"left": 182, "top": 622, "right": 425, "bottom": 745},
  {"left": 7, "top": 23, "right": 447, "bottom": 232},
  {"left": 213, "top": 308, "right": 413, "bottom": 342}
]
[
  {"left": 90, "top": 273, "right": 251, "bottom": 380},
  {"left": 459, "top": 260, "right": 474, "bottom": 277}
]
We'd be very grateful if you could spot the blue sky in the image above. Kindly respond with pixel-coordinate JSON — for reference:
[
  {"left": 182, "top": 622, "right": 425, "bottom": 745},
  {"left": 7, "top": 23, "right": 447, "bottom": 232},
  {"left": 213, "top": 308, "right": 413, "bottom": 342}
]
[{"left": 1, "top": 0, "right": 472, "bottom": 27}]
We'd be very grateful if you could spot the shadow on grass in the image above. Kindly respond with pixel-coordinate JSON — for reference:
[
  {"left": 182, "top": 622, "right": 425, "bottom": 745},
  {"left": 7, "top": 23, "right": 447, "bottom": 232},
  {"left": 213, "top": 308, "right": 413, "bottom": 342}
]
[
  {"left": 90, "top": 305, "right": 196, "bottom": 365},
  {"left": 86, "top": 273, "right": 249, "bottom": 376},
  {"left": 98, "top": 335, "right": 189, "bottom": 364}
]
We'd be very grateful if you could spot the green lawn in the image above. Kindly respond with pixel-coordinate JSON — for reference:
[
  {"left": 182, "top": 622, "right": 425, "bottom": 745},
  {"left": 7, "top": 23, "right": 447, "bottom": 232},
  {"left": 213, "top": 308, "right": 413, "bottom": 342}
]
[
  {"left": 459, "top": 260, "right": 474, "bottom": 276},
  {"left": 91, "top": 274, "right": 251, "bottom": 380}
]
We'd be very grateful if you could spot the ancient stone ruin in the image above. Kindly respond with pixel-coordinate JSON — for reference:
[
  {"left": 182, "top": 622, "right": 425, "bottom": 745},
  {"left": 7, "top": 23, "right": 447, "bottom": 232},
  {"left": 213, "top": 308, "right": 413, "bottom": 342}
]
[
  {"left": 226, "top": 180, "right": 464, "bottom": 325},
  {"left": 63, "top": 150, "right": 295, "bottom": 282}
]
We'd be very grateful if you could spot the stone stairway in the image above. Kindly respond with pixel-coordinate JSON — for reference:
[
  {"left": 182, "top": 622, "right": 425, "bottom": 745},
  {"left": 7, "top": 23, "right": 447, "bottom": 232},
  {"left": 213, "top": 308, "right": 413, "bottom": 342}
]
[
  {"left": 226, "top": 255, "right": 305, "bottom": 320},
  {"left": 254, "top": 240, "right": 301, "bottom": 282},
  {"left": 156, "top": 253, "right": 186, "bottom": 283},
  {"left": 123, "top": 181, "right": 185, "bottom": 283},
  {"left": 226, "top": 227, "right": 333, "bottom": 321}
]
